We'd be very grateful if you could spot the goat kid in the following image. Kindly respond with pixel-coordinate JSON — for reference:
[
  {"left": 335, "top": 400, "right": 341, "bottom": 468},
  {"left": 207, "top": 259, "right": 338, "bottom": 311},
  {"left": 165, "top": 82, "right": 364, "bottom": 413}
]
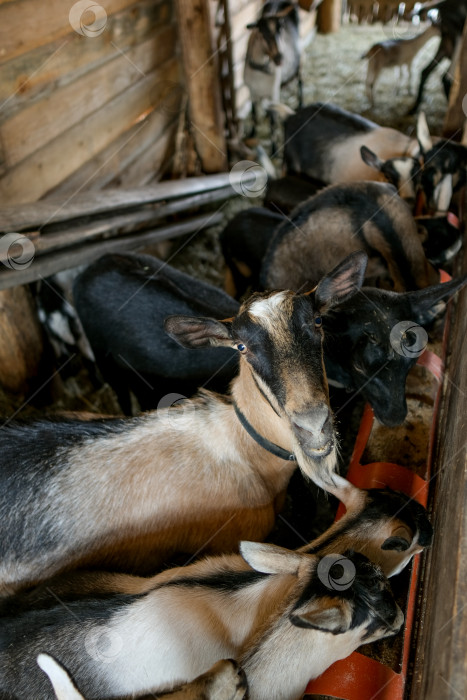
[
  {"left": 0, "top": 252, "right": 367, "bottom": 596},
  {"left": 0, "top": 545, "right": 403, "bottom": 700},
  {"left": 362, "top": 23, "right": 440, "bottom": 105},
  {"left": 244, "top": 1, "right": 302, "bottom": 150},
  {"left": 300, "top": 476, "right": 433, "bottom": 578},
  {"left": 37, "top": 655, "right": 247, "bottom": 700}
]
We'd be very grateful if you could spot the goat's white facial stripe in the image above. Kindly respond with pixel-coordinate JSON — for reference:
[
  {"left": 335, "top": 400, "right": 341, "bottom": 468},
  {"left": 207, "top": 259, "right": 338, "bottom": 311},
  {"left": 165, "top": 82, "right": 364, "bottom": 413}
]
[
  {"left": 249, "top": 292, "right": 288, "bottom": 320},
  {"left": 433, "top": 174, "right": 453, "bottom": 212},
  {"left": 392, "top": 159, "right": 415, "bottom": 186}
]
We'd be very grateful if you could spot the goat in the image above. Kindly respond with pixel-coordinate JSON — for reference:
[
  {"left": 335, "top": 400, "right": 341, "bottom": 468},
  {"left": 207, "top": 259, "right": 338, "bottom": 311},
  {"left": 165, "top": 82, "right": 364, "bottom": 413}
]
[
  {"left": 73, "top": 253, "right": 239, "bottom": 414},
  {"left": 416, "top": 113, "right": 467, "bottom": 214},
  {"left": 244, "top": 1, "right": 302, "bottom": 150},
  {"left": 362, "top": 23, "right": 440, "bottom": 105},
  {"left": 0, "top": 545, "right": 403, "bottom": 700},
  {"left": 298, "top": 477, "right": 433, "bottom": 578},
  {"left": 408, "top": 0, "right": 467, "bottom": 114},
  {"left": 261, "top": 180, "right": 439, "bottom": 292},
  {"left": 37, "top": 655, "right": 247, "bottom": 700},
  {"left": 415, "top": 213, "right": 463, "bottom": 265},
  {"left": 0, "top": 252, "right": 367, "bottom": 596},
  {"left": 283, "top": 103, "right": 421, "bottom": 193},
  {"left": 360, "top": 112, "right": 465, "bottom": 214}
]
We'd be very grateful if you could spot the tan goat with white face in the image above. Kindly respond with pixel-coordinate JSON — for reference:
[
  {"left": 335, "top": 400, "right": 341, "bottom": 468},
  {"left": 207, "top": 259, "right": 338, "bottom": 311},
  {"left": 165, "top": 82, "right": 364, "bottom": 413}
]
[{"left": 0, "top": 252, "right": 367, "bottom": 596}]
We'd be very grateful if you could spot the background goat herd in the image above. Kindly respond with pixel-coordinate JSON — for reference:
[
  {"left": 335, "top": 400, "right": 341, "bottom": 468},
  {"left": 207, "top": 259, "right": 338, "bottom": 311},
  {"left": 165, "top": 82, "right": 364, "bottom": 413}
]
[{"left": 0, "top": 1, "right": 466, "bottom": 699}]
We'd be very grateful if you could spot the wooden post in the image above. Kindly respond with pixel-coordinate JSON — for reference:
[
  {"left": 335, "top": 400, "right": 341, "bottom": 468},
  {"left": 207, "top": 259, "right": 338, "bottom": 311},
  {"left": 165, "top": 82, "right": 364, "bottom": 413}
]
[
  {"left": 409, "top": 225, "right": 467, "bottom": 699},
  {"left": 0, "top": 285, "right": 43, "bottom": 394},
  {"left": 174, "top": 0, "right": 227, "bottom": 173},
  {"left": 317, "top": 0, "right": 342, "bottom": 34},
  {"left": 443, "top": 22, "right": 467, "bottom": 139}
]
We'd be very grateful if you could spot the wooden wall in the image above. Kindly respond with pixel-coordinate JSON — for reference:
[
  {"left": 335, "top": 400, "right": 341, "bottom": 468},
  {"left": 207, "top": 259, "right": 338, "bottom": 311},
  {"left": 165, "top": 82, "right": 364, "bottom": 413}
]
[{"left": 0, "top": 0, "right": 182, "bottom": 205}]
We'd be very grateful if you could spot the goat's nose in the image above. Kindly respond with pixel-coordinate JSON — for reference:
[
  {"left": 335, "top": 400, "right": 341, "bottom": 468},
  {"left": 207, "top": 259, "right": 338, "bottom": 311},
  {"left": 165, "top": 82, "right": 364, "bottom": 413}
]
[{"left": 294, "top": 405, "right": 330, "bottom": 435}]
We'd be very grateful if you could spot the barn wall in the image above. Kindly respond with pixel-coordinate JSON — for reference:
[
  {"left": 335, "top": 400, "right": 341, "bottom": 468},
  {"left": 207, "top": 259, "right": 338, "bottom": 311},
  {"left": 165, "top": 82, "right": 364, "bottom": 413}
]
[{"left": 0, "top": 0, "right": 182, "bottom": 205}]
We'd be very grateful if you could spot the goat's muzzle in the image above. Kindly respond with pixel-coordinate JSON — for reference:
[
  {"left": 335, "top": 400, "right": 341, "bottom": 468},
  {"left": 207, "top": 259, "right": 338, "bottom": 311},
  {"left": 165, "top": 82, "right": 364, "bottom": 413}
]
[{"left": 292, "top": 404, "right": 334, "bottom": 458}]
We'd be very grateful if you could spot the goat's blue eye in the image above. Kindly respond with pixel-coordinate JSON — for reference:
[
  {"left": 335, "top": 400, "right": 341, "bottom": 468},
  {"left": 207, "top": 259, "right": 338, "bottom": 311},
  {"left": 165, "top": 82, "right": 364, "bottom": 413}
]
[
  {"left": 237, "top": 343, "right": 246, "bottom": 352},
  {"left": 314, "top": 317, "right": 322, "bottom": 328}
]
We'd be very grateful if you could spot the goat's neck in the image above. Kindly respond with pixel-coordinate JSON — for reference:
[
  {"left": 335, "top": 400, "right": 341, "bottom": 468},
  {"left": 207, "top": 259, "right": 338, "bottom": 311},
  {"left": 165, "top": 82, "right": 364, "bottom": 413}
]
[{"left": 231, "top": 363, "right": 294, "bottom": 455}]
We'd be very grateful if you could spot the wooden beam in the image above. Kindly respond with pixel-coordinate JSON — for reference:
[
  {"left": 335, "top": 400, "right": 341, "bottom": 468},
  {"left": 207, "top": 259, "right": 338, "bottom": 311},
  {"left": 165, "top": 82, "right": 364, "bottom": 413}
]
[
  {"left": 174, "top": 0, "right": 227, "bottom": 172},
  {"left": 410, "top": 225, "right": 467, "bottom": 699},
  {"left": 443, "top": 22, "right": 467, "bottom": 139},
  {"left": 0, "top": 285, "right": 43, "bottom": 393},
  {"left": 0, "top": 173, "right": 242, "bottom": 232},
  {"left": 0, "top": 186, "right": 234, "bottom": 263},
  {"left": 317, "top": 0, "right": 341, "bottom": 33},
  {"left": 0, "top": 211, "right": 224, "bottom": 291}
]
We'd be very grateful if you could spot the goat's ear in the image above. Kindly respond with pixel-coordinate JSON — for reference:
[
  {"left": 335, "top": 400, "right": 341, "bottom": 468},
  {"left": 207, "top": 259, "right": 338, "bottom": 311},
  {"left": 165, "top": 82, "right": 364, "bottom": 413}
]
[
  {"left": 417, "top": 111, "right": 433, "bottom": 155},
  {"left": 240, "top": 541, "right": 304, "bottom": 575},
  {"left": 290, "top": 599, "right": 351, "bottom": 635},
  {"left": 164, "top": 316, "right": 233, "bottom": 349},
  {"left": 381, "top": 525, "right": 413, "bottom": 552},
  {"left": 314, "top": 250, "right": 367, "bottom": 311},
  {"left": 360, "top": 145, "right": 383, "bottom": 171},
  {"left": 407, "top": 274, "right": 467, "bottom": 326},
  {"left": 37, "top": 653, "right": 84, "bottom": 700}
]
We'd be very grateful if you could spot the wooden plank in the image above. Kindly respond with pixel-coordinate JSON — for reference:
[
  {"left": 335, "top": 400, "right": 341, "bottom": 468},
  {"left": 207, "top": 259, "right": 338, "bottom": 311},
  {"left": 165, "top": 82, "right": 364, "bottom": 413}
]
[
  {"left": 0, "top": 58, "right": 181, "bottom": 204},
  {"left": 0, "top": 0, "right": 139, "bottom": 65},
  {"left": 317, "top": 0, "right": 342, "bottom": 33},
  {"left": 47, "top": 110, "right": 178, "bottom": 196},
  {"left": 0, "top": 0, "right": 172, "bottom": 119},
  {"left": 174, "top": 0, "right": 227, "bottom": 173},
  {"left": 409, "top": 230, "right": 467, "bottom": 699},
  {"left": 0, "top": 285, "right": 44, "bottom": 393},
  {"left": 0, "top": 211, "right": 224, "bottom": 290},
  {"left": 443, "top": 22, "right": 467, "bottom": 138},
  {"left": 1, "top": 28, "right": 177, "bottom": 167},
  {"left": 0, "top": 173, "right": 244, "bottom": 231},
  {"left": 10, "top": 186, "right": 235, "bottom": 261}
]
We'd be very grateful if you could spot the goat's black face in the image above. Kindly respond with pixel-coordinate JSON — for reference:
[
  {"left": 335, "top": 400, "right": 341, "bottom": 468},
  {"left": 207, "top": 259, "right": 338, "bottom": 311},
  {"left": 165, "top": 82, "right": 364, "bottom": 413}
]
[
  {"left": 290, "top": 550, "right": 403, "bottom": 640},
  {"left": 257, "top": 17, "right": 283, "bottom": 66},
  {"left": 323, "top": 291, "right": 418, "bottom": 426},
  {"left": 322, "top": 276, "right": 467, "bottom": 426}
]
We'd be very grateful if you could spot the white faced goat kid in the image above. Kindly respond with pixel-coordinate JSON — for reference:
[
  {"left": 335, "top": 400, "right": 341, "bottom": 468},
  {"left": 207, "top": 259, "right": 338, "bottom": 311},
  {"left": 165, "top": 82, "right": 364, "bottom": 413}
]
[{"left": 1, "top": 544, "right": 403, "bottom": 700}]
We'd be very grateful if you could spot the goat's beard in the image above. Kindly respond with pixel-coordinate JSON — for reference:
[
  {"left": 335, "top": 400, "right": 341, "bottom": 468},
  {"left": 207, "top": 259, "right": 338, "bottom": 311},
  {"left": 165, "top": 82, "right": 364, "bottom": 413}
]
[{"left": 292, "top": 439, "right": 338, "bottom": 492}]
